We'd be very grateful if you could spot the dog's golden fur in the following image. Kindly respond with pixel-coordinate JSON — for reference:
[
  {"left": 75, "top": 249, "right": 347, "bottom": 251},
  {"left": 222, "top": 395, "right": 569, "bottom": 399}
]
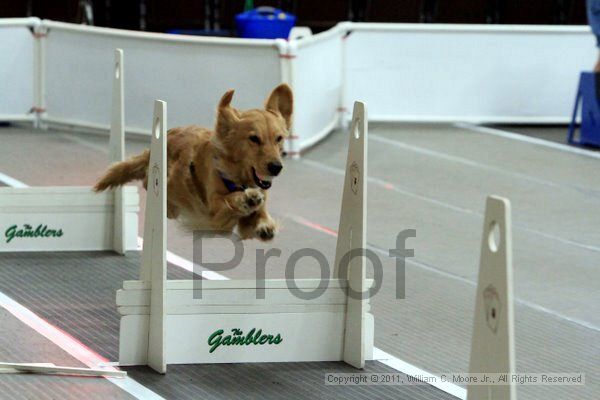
[{"left": 94, "top": 84, "right": 293, "bottom": 241}]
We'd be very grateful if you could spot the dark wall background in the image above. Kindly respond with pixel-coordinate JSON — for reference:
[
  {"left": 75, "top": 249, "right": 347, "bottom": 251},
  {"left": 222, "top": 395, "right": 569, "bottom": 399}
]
[{"left": 0, "top": 0, "right": 589, "bottom": 34}]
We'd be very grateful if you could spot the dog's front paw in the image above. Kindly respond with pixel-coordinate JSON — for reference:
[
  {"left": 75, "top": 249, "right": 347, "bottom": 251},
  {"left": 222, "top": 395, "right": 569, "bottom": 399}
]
[
  {"left": 255, "top": 217, "right": 277, "bottom": 241},
  {"left": 237, "top": 188, "right": 264, "bottom": 216}
]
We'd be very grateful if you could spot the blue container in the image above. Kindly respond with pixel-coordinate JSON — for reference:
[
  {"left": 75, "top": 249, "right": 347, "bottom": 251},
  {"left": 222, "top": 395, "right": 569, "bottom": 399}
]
[{"left": 236, "top": 7, "right": 296, "bottom": 39}]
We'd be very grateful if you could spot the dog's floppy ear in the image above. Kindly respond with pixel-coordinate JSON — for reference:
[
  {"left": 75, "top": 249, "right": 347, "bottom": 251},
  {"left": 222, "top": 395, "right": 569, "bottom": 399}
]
[
  {"left": 265, "top": 84, "right": 293, "bottom": 129},
  {"left": 216, "top": 89, "right": 239, "bottom": 137}
]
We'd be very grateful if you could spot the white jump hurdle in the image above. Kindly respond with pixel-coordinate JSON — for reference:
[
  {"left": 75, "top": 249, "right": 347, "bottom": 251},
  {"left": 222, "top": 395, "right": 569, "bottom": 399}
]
[
  {"left": 468, "top": 196, "right": 516, "bottom": 400},
  {"left": 116, "top": 101, "right": 374, "bottom": 372},
  {"left": 0, "top": 48, "right": 138, "bottom": 253},
  {"left": 0, "top": 48, "right": 138, "bottom": 379}
]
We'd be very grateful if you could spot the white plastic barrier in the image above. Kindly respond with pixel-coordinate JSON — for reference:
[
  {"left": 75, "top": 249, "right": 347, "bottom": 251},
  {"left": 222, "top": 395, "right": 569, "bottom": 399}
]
[
  {"left": 0, "top": 19, "right": 597, "bottom": 152},
  {"left": 288, "top": 28, "right": 344, "bottom": 153},
  {"left": 43, "top": 21, "right": 284, "bottom": 134},
  {"left": 0, "top": 51, "right": 139, "bottom": 254},
  {"left": 343, "top": 23, "right": 596, "bottom": 123},
  {"left": 0, "top": 18, "right": 38, "bottom": 122}
]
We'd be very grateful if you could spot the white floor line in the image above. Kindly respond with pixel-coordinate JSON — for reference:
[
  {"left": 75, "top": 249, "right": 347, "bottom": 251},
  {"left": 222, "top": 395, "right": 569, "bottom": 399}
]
[
  {"left": 136, "top": 237, "right": 228, "bottom": 280},
  {"left": 301, "top": 158, "right": 475, "bottom": 215},
  {"left": 370, "top": 133, "right": 600, "bottom": 197},
  {"left": 0, "top": 291, "right": 164, "bottom": 400},
  {"left": 0, "top": 174, "right": 28, "bottom": 187},
  {"left": 301, "top": 157, "right": 600, "bottom": 254},
  {"left": 373, "top": 348, "right": 466, "bottom": 399},
  {"left": 456, "top": 122, "right": 600, "bottom": 160},
  {"left": 0, "top": 172, "right": 28, "bottom": 188},
  {"left": 60, "top": 133, "right": 112, "bottom": 154}
]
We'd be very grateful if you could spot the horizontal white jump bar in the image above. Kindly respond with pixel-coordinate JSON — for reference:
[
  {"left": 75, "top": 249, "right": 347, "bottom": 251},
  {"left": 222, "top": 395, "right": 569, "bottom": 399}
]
[
  {"left": 122, "top": 278, "right": 373, "bottom": 290},
  {"left": 118, "top": 303, "right": 352, "bottom": 316},
  {"left": 0, "top": 362, "right": 126, "bottom": 378},
  {"left": 0, "top": 186, "right": 139, "bottom": 209},
  {"left": 117, "top": 287, "right": 352, "bottom": 307},
  {"left": 0, "top": 186, "right": 137, "bottom": 195}
]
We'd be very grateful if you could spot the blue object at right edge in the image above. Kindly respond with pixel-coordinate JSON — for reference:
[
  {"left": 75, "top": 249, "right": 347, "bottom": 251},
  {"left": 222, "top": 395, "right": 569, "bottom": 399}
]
[{"left": 568, "top": 72, "right": 600, "bottom": 148}]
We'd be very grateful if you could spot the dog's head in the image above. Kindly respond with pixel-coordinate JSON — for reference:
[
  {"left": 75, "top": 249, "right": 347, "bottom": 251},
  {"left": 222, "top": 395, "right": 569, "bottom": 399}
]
[{"left": 212, "top": 84, "right": 293, "bottom": 190}]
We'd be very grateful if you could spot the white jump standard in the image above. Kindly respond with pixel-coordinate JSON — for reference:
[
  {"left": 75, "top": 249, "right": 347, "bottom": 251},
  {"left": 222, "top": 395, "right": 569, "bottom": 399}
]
[
  {"left": 0, "top": 47, "right": 140, "bottom": 380},
  {"left": 116, "top": 101, "right": 375, "bottom": 372},
  {"left": 468, "top": 196, "right": 516, "bottom": 400},
  {"left": 0, "top": 48, "right": 138, "bottom": 253}
]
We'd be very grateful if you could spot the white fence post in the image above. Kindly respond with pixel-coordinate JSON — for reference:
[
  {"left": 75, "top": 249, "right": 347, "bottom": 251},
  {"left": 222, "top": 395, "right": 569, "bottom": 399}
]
[
  {"left": 276, "top": 38, "right": 299, "bottom": 158},
  {"left": 32, "top": 21, "right": 47, "bottom": 129},
  {"left": 338, "top": 22, "right": 352, "bottom": 130}
]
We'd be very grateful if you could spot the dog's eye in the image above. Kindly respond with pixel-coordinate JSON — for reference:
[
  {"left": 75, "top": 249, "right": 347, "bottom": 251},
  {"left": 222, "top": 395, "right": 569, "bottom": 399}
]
[
  {"left": 276, "top": 136, "right": 283, "bottom": 143},
  {"left": 249, "top": 135, "right": 261, "bottom": 145}
]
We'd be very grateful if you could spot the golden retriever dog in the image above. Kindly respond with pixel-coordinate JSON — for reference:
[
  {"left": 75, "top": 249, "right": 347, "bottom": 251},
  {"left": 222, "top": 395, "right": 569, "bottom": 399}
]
[{"left": 94, "top": 84, "right": 293, "bottom": 241}]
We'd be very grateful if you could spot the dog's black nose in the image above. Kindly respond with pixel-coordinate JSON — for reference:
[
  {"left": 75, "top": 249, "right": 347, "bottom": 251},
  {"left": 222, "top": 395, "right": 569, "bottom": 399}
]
[{"left": 267, "top": 162, "right": 283, "bottom": 176}]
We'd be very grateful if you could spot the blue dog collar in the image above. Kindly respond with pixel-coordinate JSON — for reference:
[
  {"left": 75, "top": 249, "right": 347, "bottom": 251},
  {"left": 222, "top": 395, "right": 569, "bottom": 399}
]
[{"left": 219, "top": 171, "right": 247, "bottom": 193}]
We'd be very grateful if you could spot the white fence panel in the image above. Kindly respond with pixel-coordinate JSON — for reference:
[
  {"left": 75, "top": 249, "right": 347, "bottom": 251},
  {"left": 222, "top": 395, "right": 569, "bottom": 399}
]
[
  {"left": 344, "top": 23, "right": 596, "bottom": 123},
  {"left": 44, "top": 21, "right": 282, "bottom": 134},
  {"left": 0, "top": 19, "right": 36, "bottom": 121},
  {"left": 3, "top": 19, "right": 597, "bottom": 149},
  {"left": 292, "top": 28, "right": 343, "bottom": 152}
]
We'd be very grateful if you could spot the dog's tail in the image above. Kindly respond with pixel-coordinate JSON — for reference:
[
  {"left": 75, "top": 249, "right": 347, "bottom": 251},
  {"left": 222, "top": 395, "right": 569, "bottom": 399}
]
[{"left": 93, "top": 150, "right": 150, "bottom": 192}]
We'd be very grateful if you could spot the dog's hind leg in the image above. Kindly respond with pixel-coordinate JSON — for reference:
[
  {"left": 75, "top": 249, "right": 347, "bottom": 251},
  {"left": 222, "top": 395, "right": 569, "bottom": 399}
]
[
  {"left": 237, "top": 213, "right": 259, "bottom": 240},
  {"left": 167, "top": 203, "right": 179, "bottom": 219}
]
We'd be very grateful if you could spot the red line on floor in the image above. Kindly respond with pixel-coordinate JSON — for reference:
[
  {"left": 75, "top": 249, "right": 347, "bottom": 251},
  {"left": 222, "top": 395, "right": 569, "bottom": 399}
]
[{"left": 288, "top": 215, "right": 338, "bottom": 237}]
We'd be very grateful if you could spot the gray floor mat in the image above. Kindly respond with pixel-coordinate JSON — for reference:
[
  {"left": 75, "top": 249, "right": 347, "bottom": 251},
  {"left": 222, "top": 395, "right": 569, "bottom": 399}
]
[
  {"left": 0, "top": 251, "right": 456, "bottom": 400},
  {"left": 0, "top": 124, "right": 598, "bottom": 399},
  {"left": 0, "top": 309, "right": 134, "bottom": 400},
  {"left": 0, "top": 251, "right": 190, "bottom": 361},
  {"left": 127, "top": 362, "right": 454, "bottom": 400}
]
